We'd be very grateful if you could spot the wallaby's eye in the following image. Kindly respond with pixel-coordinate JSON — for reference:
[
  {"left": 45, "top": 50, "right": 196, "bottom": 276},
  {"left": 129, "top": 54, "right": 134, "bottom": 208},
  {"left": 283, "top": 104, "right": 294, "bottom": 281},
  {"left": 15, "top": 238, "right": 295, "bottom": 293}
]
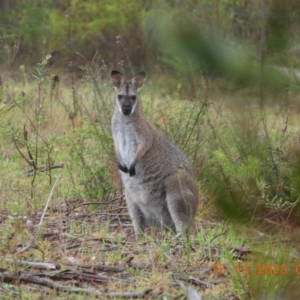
[
  {"left": 132, "top": 95, "right": 136, "bottom": 100},
  {"left": 118, "top": 95, "right": 122, "bottom": 100}
]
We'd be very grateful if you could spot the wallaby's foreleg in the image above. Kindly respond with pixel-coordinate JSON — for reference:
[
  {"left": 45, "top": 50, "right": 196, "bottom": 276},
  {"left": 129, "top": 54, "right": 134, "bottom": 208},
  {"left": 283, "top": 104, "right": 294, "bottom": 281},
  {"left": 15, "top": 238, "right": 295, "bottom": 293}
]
[
  {"left": 128, "top": 142, "right": 148, "bottom": 177},
  {"left": 114, "top": 144, "right": 129, "bottom": 174},
  {"left": 115, "top": 141, "right": 148, "bottom": 177},
  {"left": 118, "top": 162, "right": 128, "bottom": 173}
]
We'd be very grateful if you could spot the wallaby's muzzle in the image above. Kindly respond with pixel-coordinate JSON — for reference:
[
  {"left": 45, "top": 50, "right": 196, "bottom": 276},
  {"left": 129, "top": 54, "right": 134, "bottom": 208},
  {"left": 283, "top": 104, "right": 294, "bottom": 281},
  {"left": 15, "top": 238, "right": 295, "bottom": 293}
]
[
  {"left": 122, "top": 96, "right": 133, "bottom": 115},
  {"left": 122, "top": 105, "right": 132, "bottom": 115}
]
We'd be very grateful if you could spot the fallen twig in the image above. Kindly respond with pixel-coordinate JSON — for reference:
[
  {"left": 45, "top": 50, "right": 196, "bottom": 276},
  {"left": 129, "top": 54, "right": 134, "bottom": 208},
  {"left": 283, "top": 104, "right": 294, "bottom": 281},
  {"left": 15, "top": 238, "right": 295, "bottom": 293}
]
[
  {"left": 64, "top": 243, "right": 119, "bottom": 251},
  {"left": 5, "top": 259, "right": 60, "bottom": 270},
  {"left": 35, "top": 269, "right": 119, "bottom": 283},
  {"left": 67, "top": 194, "right": 124, "bottom": 212},
  {"left": 176, "top": 280, "right": 202, "bottom": 300},
  {"left": 58, "top": 236, "right": 122, "bottom": 251},
  {"left": 188, "top": 276, "right": 223, "bottom": 288},
  {"left": 16, "top": 175, "right": 60, "bottom": 254},
  {"left": 67, "top": 263, "right": 126, "bottom": 273},
  {"left": 0, "top": 272, "right": 151, "bottom": 298}
]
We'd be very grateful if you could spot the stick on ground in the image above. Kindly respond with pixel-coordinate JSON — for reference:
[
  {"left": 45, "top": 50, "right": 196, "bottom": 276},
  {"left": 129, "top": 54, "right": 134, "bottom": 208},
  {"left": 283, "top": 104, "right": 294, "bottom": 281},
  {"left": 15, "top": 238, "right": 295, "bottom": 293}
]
[{"left": 16, "top": 175, "right": 61, "bottom": 254}]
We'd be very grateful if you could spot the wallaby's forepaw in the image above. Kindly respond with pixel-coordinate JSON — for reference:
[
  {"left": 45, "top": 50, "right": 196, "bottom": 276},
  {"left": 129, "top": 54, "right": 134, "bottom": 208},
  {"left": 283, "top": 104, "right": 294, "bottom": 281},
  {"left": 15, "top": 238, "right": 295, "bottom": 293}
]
[
  {"left": 118, "top": 162, "right": 129, "bottom": 173},
  {"left": 129, "top": 165, "right": 136, "bottom": 177}
]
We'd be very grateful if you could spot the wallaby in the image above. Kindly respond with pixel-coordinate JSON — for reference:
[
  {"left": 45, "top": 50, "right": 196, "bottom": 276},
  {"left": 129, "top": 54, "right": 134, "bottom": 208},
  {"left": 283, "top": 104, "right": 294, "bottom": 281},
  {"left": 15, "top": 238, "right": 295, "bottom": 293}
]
[{"left": 111, "top": 70, "right": 198, "bottom": 238}]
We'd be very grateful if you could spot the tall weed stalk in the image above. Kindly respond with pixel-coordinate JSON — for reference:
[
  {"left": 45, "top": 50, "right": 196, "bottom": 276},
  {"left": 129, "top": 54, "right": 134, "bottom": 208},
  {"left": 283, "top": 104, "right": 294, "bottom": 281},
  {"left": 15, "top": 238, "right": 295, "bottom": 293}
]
[{"left": 64, "top": 56, "right": 116, "bottom": 202}]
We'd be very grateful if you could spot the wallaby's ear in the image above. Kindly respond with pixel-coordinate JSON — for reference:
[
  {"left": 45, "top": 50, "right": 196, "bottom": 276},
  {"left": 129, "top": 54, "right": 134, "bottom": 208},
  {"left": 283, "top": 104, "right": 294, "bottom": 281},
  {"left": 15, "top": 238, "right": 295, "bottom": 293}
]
[
  {"left": 131, "top": 72, "right": 146, "bottom": 90},
  {"left": 111, "top": 70, "right": 125, "bottom": 89}
]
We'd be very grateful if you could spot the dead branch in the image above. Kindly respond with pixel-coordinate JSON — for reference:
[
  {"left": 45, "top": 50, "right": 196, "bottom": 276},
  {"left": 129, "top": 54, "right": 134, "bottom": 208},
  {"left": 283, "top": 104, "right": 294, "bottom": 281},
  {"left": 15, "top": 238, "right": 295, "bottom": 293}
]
[
  {"left": 12, "top": 136, "right": 32, "bottom": 166},
  {"left": 25, "top": 163, "right": 64, "bottom": 176},
  {"left": 94, "top": 263, "right": 125, "bottom": 272},
  {"left": 13, "top": 101, "right": 49, "bottom": 145},
  {"left": 126, "top": 258, "right": 149, "bottom": 271},
  {"left": 36, "top": 269, "right": 119, "bottom": 283},
  {"left": 23, "top": 125, "right": 36, "bottom": 168},
  {"left": 64, "top": 243, "right": 119, "bottom": 251},
  {"left": 175, "top": 280, "right": 202, "bottom": 300},
  {"left": 59, "top": 236, "right": 122, "bottom": 251},
  {"left": 0, "top": 272, "right": 151, "bottom": 298},
  {"left": 187, "top": 276, "right": 223, "bottom": 288},
  {"left": 67, "top": 194, "right": 124, "bottom": 211},
  {"left": 67, "top": 263, "right": 126, "bottom": 273},
  {"left": 5, "top": 259, "right": 60, "bottom": 270},
  {"left": 16, "top": 175, "right": 61, "bottom": 254}
]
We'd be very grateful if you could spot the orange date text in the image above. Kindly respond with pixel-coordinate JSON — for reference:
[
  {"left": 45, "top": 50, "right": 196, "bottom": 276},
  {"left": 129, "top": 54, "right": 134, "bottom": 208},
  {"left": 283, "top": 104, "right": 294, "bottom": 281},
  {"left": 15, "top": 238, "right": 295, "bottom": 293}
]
[{"left": 212, "top": 263, "right": 300, "bottom": 275}]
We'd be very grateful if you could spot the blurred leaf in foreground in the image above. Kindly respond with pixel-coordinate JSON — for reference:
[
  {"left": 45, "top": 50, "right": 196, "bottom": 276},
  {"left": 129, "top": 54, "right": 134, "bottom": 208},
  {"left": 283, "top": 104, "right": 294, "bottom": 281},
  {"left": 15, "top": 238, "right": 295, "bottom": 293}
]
[{"left": 145, "top": 11, "right": 290, "bottom": 93}]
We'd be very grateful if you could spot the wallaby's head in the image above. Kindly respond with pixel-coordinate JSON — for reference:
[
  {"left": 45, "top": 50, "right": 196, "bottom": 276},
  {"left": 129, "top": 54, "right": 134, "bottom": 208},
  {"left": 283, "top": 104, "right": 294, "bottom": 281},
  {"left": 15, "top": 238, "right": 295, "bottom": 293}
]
[{"left": 111, "top": 70, "right": 146, "bottom": 116}]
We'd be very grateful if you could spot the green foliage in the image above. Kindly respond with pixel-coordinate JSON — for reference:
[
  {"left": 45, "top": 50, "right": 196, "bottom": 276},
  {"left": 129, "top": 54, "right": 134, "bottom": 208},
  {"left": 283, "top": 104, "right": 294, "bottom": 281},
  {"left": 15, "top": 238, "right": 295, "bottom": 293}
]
[
  {"left": 201, "top": 106, "right": 300, "bottom": 221},
  {"left": 0, "top": 0, "right": 146, "bottom": 66},
  {"left": 1, "top": 56, "right": 64, "bottom": 204},
  {"left": 64, "top": 61, "right": 116, "bottom": 201},
  {"left": 0, "top": 90, "right": 17, "bottom": 118},
  {"left": 153, "top": 97, "right": 209, "bottom": 154},
  {"left": 66, "top": 125, "right": 114, "bottom": 200}
]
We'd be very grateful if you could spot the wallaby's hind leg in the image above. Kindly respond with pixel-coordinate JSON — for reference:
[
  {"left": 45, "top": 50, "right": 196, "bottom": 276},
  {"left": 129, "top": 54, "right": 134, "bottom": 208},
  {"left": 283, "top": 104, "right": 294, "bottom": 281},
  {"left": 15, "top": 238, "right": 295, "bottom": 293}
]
[
  {"left": 124, "top": 190, "right": 146, "bottom": 237},
  {"left": 165, "top": 174, "right": 197, "bottom": 234}
]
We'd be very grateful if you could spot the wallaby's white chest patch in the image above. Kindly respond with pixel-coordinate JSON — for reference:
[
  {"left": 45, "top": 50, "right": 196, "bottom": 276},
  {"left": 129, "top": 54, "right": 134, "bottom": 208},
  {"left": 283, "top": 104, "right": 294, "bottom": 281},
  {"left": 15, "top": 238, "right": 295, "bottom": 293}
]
[{"left": 115, "top": 122, "right": 138, "bottom": 168}]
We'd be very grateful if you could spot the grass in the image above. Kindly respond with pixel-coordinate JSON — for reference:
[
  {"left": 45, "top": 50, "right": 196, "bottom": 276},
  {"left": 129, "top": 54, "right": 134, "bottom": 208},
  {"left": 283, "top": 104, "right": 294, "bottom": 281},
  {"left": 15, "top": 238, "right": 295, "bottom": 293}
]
[{"left": 1, "top": 62, "right": 300, "bottom": 299}]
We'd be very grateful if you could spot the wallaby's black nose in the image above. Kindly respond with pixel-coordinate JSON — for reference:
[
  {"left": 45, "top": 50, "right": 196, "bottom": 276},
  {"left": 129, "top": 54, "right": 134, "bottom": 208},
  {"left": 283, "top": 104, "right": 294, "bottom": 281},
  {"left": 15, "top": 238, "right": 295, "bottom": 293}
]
[{"left": 122, "top": 106, "right": 132, "bottom": 115}]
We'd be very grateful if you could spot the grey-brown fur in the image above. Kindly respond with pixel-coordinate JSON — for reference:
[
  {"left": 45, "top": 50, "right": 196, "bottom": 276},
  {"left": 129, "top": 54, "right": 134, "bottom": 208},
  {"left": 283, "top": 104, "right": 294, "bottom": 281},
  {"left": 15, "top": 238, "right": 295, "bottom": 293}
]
[{"left": 111, "top": 70, "right": 198, "bottom": 237}]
